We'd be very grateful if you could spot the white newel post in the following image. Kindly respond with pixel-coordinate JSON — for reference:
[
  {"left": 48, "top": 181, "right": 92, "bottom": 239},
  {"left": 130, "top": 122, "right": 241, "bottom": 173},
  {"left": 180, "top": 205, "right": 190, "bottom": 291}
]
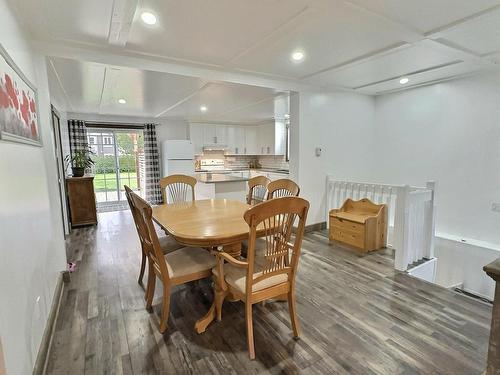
[
  {"left": 425, "top": 181, "right": 437, "bottom": 259},
  {"left": 394, "top": 185, "right": 411, "bottom": 271}
]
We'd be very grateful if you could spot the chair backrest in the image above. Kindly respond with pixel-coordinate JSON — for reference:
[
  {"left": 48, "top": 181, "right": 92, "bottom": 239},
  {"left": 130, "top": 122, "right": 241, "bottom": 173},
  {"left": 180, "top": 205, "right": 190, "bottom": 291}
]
[
  {"left": 130, "top": 192, "right": 171, "bottom": 281},
  {"left": 160, "top": 174, "right": 197, "bottom": 204},
  {"left": 243, "top": 196, "right": 309, "bottom": 295},
  {"left": 124, "top": 185, "right": 141, "bottom": 237},
  {"left": 266, "top": 178, "right": 300, "bottom": 200},
  {"left": 247, "top": 176, "right": 271, "bottom": 205}
]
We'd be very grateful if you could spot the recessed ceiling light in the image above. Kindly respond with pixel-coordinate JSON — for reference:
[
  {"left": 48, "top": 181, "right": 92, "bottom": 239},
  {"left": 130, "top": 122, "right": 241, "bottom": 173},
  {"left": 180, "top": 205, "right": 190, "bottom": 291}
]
[
  {"left": 399, "top": 77, "right": 409, "bottom": 85},
  {"left": 291, "top": 50, "right": 305, "bottom": 62},
  {"left": 200, "top": 105, "right": 207, "bottom": 112},
  {"left": 118, "top": 98, "right": 127, "bottom": 104},
  {"left": 141, "top": 12, "right": 157, "bottom": 25}
]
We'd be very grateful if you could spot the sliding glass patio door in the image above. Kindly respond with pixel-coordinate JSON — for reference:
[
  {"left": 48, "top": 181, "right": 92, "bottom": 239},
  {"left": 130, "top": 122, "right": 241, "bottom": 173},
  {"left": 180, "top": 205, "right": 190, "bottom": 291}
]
[{"left": 87, "top": 129, "right": 144, "bottom": 211}]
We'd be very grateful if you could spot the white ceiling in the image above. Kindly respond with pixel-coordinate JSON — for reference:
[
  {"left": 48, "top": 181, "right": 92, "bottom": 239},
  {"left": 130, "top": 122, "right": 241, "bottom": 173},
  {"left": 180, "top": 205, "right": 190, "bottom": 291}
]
[
  {"left": 10, "top": 0, "right": 500, "bottom": 113},
  {"left": 47, "top": 56, "right": 287, "bottom": 122}
]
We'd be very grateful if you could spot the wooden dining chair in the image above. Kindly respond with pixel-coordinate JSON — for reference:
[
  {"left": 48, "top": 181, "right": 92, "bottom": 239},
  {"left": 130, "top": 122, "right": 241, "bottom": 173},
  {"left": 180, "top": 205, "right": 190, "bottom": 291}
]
[
  {"left": 246, "top": 176, "right": 271, "bottom": 205},
  {"left": 124, "top": 186, "right": 183, "bottom": 285},
  {"left": 212, "top": 196, "right": 309, "bottom": 359},
  {"left": 130, "top": 192, "right": 216, "bottom": 333},
  {"left": 160, "top": 174, "right": 197, "bottom": 204},
  {"left": 266, "top": 178, "right": 300, "bottom": 199}
]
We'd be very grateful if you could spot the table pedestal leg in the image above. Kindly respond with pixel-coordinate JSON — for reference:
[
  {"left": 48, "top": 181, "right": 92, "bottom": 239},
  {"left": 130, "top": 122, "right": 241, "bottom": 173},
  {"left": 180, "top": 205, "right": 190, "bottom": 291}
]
[
  {"left": 223, "top": 242, "right": 242, "bottom": 258},
  {"left": 195, "top": 242, "right": 241, "bottom": 333},
  {"left": 195, "top": 278, "right": 227, "bottom": 333}
]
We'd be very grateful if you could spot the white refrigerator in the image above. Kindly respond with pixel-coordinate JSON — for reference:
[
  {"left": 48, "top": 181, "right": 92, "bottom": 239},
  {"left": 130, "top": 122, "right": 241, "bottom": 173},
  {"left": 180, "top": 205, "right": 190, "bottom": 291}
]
[{"left": 161, "top": 140, "right": 195, "bottom": 176}]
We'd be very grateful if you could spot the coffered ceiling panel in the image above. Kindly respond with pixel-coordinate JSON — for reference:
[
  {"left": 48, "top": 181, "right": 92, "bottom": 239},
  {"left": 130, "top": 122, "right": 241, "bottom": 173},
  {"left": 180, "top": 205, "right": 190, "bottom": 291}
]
[
  {"left": 163, "top": 81, "right": 285, "bottom": 122},
  {"left": 359, "top": 61, "right": 480, "bottom": 95},
  {"left": 48, "top": 57, "right": 286, "bottom": 122},
  {"left": 435, "top": 10, "right": 500, "bottom": 55},
  {"left": 49, "top": 57, "right": 206, "bottom": 117},
  {"left": 11, "top": 0, "right": 500, "bottom": 98},
  {"left": 306, "top": 42, "right": 463, "bottom": 89},
  {"left": 348, "top": 0, "right": 500, "bottom": 33},
  {"left": 232, "top": 2, "right": 406, "bottom": 78},
  {"left": 126, "top": 0, "right": 309, "bottom": 65}
]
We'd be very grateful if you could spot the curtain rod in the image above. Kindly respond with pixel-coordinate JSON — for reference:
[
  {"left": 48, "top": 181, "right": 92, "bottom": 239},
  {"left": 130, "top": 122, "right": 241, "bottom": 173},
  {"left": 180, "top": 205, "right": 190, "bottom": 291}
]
[{"left": 83, "top": 121, "right": 146, "bottom": 130}]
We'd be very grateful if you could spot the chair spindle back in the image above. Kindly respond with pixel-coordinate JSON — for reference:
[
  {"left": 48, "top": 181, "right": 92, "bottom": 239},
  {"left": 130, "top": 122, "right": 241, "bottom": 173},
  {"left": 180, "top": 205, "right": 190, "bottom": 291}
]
[
  {"left": 243, "top": 196, "right": 309, "bottom": 293},
  {"left": 247, "top": 176, "right": 271, "bottom": 205},
  {"left": 160, "top": 174, "right": 197, "bottom": 204},
  {"left": 266, "top": 178, "right": 300, "bottom": 200}
]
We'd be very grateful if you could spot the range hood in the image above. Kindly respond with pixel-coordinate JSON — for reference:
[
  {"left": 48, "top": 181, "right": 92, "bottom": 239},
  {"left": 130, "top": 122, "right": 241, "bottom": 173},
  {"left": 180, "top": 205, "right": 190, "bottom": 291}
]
[{"left": 203, "top": 145, "right": 228, "bottom": 151}]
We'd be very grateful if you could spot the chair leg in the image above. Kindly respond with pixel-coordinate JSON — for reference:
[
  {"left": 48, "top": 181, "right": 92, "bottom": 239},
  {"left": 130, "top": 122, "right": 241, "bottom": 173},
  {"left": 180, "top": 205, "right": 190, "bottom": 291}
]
[
  {"left": 138, "top": 251, "right": 147, "bottom": 285},
  {"left": 245, "top": 302, "right": 255, "bottom": 360},
  {"left": 159, "top": 285, "right": 171, "bottom": 333},
  {"left": 145, "top": 265, "right": 156, "bottom": 310},
  {"left": 287, "top": 290, "right": 300, "bottom": 338},
  {"left": 214, "top": 283, "right": 227, "bottom": 322}
]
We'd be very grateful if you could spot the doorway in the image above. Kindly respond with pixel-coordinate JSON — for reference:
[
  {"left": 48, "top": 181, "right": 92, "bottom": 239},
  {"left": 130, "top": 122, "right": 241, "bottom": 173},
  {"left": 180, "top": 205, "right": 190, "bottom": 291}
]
[
  {"left": 87, "top": 128, "right": 145, "bottom": 212},
  {"left": 50, "top": 106, "right": 71, "bottom": 235}
]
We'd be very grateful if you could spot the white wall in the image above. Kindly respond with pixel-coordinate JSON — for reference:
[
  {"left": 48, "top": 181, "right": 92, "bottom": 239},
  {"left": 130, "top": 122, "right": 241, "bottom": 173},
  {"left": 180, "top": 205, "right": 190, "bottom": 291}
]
[
  {"left": 0, "top": 1, "right": 67, "bottom": 373},
  {"left": 374, "top": 74, "right": 500, "bottom": 245},
  {"left": 293, "top": 90, "right": 375, "bottom": 224},
  {"left": 374, "top": 72, "right": 500, "bottom": 298}
]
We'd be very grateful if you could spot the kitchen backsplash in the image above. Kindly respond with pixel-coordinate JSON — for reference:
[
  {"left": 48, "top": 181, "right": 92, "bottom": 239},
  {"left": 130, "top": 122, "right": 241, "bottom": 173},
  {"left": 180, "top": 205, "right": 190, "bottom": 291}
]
[{"left": 194, "top": 152, "right": 289, "bottom": 170}]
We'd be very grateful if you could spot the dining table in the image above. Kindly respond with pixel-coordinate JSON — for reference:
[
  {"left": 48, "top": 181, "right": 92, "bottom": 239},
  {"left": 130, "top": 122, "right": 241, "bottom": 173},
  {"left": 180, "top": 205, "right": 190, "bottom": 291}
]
[{"left": 152, "top": 198, "right": 257, "bottom": 333}]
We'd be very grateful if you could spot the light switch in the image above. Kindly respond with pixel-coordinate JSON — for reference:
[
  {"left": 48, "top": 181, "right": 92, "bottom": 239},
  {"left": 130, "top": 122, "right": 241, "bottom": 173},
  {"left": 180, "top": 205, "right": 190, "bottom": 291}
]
[{"left": 315, "top": 147, "right": 322, "bottom": 157}]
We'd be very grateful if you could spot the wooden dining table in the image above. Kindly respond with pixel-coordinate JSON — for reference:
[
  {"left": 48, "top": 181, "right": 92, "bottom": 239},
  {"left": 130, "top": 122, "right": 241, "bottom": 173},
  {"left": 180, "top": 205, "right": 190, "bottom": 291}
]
[{"left": 152, "top": 198, "right": 256, "bottom": 332}]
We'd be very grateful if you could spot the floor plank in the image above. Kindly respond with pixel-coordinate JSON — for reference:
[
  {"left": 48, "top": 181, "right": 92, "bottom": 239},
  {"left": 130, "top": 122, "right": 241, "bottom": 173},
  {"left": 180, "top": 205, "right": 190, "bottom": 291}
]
[{"left": 47, "top": 211, "right": 492, "bottom": 374}]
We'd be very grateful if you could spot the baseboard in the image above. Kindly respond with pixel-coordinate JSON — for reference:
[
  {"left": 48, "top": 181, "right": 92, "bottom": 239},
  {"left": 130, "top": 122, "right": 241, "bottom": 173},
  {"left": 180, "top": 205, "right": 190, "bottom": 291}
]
[
  {"left": 32, "top": 271, "right": 67, "bottom": 375},
  {"left": 304, "top": 221, "right": 326, "bottom": 233}
]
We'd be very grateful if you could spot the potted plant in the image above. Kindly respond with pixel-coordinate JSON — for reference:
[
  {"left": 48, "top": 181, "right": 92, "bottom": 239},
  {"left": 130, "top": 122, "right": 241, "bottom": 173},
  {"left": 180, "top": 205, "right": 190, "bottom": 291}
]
[{"left": 65, "top": 148, "right": 95, "bottom": 177}]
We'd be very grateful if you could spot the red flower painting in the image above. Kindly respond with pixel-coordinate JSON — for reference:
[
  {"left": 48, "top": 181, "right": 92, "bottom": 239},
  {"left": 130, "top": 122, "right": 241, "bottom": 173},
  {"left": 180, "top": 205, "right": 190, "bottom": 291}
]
[{"left": 0, "top": 48, "right": 40, "bottom": 145}]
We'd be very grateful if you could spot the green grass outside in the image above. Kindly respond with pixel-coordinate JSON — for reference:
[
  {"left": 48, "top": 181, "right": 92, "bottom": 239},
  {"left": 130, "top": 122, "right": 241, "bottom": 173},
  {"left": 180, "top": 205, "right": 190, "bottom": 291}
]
[{"left": 93, "top": 172, "right": 139, "bottom": 191}]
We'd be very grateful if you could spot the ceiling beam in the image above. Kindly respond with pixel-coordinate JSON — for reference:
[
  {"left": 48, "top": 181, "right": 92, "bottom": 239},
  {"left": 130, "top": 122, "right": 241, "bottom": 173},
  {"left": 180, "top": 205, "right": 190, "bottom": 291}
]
[
  {"left": 425, "top": 4, "right": 500, "bottom": 38},
  {"left": 35, "top": 40, "right": 321, "bottom": 93},
  {"left": 108, "top": 0, "right": 138, "bottom": 47},
  {"left": 47, "top": 58, "right": 74, "bottom": 111}
]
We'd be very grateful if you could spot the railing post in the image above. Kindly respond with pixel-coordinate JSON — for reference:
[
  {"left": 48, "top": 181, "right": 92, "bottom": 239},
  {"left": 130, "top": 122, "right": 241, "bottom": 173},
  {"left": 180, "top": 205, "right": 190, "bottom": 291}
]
[
  {"left": 426, "top": 181, "right": 437, "bottom": 259},
  {"left": 394, "top": 185, "right": 411, "bottom": 271},
  {"left": 326, "top": 175, "right": 331, "bottom": 227},
  {"left": 484, "top": 259, "right": 500, "bottom": 374}
]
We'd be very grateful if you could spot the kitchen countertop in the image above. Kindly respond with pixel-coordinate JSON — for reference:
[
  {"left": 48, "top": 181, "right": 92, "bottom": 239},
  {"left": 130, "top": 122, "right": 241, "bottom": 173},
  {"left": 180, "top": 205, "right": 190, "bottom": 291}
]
[
  {"left": 195, "top": 168, "right": 289, "bottom": 174},
  {"left": 195, "top": 173, "right": 250, "bottom": 184}
]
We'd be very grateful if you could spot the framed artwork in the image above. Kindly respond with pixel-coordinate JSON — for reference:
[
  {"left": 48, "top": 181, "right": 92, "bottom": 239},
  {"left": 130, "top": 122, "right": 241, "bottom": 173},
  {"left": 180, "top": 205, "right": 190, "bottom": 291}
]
[{"left": 0, "top": 43, "right": 41, "bottom": 146}]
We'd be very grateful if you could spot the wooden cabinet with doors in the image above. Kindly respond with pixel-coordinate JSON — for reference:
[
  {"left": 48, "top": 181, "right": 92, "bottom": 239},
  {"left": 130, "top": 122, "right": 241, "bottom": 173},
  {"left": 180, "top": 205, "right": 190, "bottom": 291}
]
[{"left": 66, "top": 177, "right": 98, "bottom": 227}]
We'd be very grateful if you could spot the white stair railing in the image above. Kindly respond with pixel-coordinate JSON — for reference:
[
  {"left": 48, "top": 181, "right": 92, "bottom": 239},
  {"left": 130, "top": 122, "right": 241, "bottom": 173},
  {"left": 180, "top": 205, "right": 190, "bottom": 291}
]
[{"left": 326, "top": 176, "right": 436, "bottom": 271}]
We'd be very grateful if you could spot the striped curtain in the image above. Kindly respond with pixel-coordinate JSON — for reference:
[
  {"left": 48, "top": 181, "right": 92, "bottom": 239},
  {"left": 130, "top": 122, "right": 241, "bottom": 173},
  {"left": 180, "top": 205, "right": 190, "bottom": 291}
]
[
  {"left": 144, "top": 123, "right": 162, "bottom": 204},
  {"left": 68, "top": 119, "right": 88, "bottom": 155}
]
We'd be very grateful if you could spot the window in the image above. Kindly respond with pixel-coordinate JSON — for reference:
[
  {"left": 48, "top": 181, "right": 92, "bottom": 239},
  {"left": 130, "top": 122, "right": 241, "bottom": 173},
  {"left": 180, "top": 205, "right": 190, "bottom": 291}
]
[
  {"left": 88, "top": 136, "right": 96, "bottom": 145},
  {"left": 103, "top": 136, "right": 113, "bottom": 145}
]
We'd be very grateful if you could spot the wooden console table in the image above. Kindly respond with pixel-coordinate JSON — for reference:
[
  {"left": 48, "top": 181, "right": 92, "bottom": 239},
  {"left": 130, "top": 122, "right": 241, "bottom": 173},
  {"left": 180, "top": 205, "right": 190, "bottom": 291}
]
[
  {"left": 484, "top": 259, "right": 500, "bottom": 374},
  {"left": 66, "top": 176, "right": 97, "bottom": 228}
]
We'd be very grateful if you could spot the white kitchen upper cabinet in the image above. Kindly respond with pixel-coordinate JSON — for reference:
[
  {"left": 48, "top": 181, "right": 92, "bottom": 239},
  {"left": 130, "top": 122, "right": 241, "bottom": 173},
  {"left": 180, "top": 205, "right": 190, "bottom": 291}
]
[
  {"left": 258, "top": 123, "right": 275, "bottom": 154},
  {"left": 216, "top": 125, "right": 227, "bottom": 145},
  {"left": 226, "top": 126, "right": 245, "bottom": 154},
  {"left": 274, "top": 121, "right": 286, "bottom": 155},
  {"left": 189, "top": 124, "right": 204, "bottom": 154},
  {"left": 203, "top": 124, "right": 217, "bottom": 145},
  {"left": 244, "top": 126, "right": 259, "bottom": 155},
  {"left": 201, "top": 124, "right": 227, "bottom": 145}
]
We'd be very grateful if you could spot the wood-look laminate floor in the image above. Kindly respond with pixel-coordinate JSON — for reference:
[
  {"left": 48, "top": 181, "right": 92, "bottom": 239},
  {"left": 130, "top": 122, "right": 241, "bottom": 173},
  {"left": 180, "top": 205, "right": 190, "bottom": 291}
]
[{"left": 47, "top": 210, "right": 492, "bottom": 374}]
